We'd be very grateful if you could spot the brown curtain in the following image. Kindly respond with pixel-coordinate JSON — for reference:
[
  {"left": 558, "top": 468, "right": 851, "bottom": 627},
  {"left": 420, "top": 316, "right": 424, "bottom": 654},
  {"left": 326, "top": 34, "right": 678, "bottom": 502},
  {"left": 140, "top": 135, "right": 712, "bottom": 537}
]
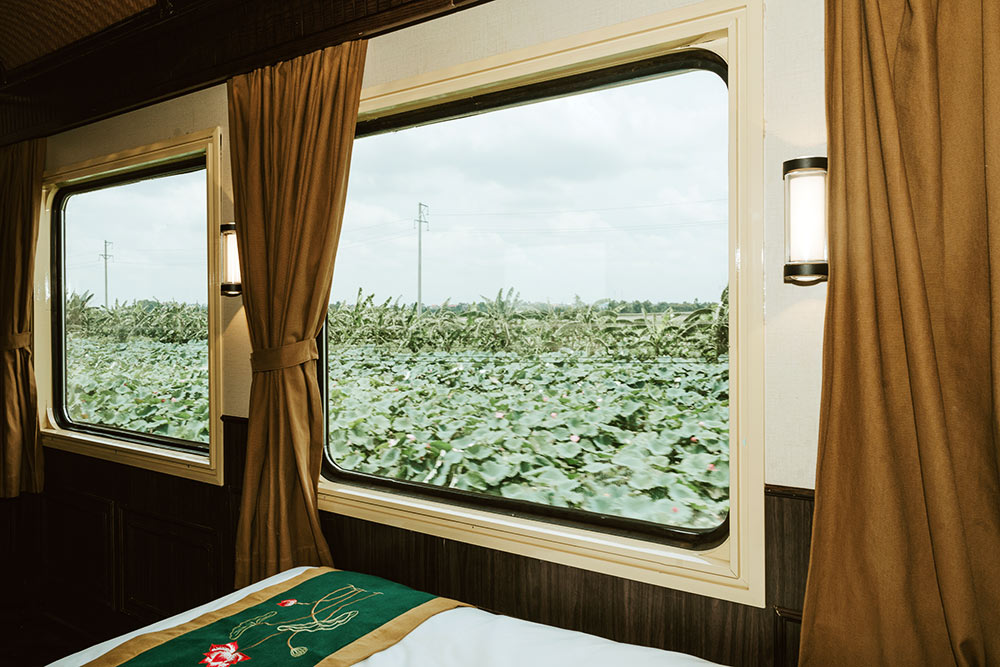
[
  {"left": 228, "top": 40, "right": 367, "bottom": 587},
  {"left": 801, "top": 1, "right": 1000, "bottom": 664},
  {"left": 1, "top": 139, "right": 45, "bottom": 499}
]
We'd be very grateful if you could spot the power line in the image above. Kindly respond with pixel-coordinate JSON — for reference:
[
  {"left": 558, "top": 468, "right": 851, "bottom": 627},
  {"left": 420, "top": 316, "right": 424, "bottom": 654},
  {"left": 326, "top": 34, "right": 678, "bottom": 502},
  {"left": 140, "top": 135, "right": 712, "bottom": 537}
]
[
  {"left": 431, "top": 197, "right": 727, "bottom": 217},
  {"left": 338, "top": 230, "right": 414, "bottom": 249},
  {"left": 454, "top": 219, "right": 729, "bottom": 234}
]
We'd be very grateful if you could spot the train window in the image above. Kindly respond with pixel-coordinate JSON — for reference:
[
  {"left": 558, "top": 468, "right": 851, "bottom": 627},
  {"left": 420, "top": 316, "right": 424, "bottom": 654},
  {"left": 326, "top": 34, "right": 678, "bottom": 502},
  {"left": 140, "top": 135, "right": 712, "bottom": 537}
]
[
  {"left": 323, "top": 54, "right": 730, "bottom": 545},
  {"left": 52, "top": 157, "right": 211, "bottom": 451}
]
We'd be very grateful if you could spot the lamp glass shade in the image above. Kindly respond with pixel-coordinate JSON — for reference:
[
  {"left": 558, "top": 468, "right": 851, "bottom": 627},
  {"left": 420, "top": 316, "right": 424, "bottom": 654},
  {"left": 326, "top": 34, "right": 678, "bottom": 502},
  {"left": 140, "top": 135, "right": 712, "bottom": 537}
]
[
  {"left": 221, "top": 224, "right": 241, "bottom": 295},
  {"left": 783, "top": 159, "right": 828, "bottom": 284}
]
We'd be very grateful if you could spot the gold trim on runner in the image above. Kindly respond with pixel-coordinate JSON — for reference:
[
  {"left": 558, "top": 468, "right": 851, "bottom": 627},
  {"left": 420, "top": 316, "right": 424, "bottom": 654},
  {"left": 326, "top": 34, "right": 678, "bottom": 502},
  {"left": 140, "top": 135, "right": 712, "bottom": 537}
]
[{"left": 83, "top": 568, "right": 332, "bottom": 666}]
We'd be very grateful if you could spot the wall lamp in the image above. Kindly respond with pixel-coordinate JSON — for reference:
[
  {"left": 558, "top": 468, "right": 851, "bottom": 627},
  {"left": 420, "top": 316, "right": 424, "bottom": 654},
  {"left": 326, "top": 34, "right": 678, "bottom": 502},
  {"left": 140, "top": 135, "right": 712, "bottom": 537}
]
[
  {"left": 220, "top": 222, "right": 242, "bottom": 296},
  {"left": 783, "top": 157, "right": 828, "bottom": 286}
]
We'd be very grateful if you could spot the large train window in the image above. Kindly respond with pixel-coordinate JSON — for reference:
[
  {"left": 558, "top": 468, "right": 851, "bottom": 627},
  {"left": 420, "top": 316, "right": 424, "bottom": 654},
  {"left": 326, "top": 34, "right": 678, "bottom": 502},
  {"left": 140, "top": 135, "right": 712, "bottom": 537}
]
[{"left": 323, "top": 51, "right": 730, "bottom": 547}]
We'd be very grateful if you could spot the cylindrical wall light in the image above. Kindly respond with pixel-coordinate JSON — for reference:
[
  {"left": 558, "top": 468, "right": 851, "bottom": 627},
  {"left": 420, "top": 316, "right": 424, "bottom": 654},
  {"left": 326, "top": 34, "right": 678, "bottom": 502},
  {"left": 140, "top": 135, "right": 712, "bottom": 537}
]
[
  {"left": 783, "top": 157, "right": 828, "bottom": 285},
  {"left": 220, "top": 222, "right": 242, "bottom": 296}
]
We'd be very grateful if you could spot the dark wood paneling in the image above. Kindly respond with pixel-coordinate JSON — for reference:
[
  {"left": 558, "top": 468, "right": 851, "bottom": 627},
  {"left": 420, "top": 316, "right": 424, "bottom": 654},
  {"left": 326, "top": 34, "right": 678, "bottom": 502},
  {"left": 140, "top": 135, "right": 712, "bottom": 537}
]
[
  {"left": 0, "top": 0, "right": 497, "bottom": 146},
  {"left": 32, "top": 437, "right": 241, "bottom": 651},
  {"left": 121, "top": 509, "right": 220, "bottom": 620},
  {"left": 44, "top": 490, "right": 117, "bottom": 608},
  {"left": 25, "top": 418, "right": 814, "bottom": 666},
  {"left": 320, "top": 503, "right": 798, "bottom": 665},
  {"left": 0, "top": 494, "right": 44, "bottom": 611},
  {"left": 774, "top": 606, "right": 804, "bottom": 667}
]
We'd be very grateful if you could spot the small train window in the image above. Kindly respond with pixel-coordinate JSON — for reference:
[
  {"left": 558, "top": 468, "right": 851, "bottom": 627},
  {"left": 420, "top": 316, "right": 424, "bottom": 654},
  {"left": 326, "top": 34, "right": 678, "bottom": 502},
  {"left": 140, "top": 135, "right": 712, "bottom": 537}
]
[{"left": 52, "top": 157, "right": 211, "bottom": 451}]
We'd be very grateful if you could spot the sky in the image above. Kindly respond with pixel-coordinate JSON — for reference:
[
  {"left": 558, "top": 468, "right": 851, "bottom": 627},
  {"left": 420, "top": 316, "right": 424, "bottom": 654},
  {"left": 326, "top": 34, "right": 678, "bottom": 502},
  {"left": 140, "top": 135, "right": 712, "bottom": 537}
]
[
  {"left": 332, "top": 68, "right": 729, "bottom": 307},
  {"left": 61, "top": 67, "right": 728, "bottom": 309},
  {"left": 63, "top": 170, "right": 207, "bottom": 306}
]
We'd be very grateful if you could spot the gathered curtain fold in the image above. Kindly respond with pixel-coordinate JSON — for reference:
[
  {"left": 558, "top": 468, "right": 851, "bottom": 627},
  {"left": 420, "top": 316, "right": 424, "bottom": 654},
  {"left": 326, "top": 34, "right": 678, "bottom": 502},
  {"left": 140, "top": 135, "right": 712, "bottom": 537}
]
[
  {"left": 1, "top": 139, "right": 46, "bottom": 499},
  {"left": 801, "top": 0, "right": 1000, "bottom": 663},
  {"left": 227, "top": 40, "right": 367, "bottom": 587}
]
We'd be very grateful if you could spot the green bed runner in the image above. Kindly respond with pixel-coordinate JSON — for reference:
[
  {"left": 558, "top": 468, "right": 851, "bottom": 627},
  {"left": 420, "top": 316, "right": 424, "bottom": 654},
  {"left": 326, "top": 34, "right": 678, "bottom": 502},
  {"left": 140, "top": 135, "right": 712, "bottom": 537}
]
[{"left": 85, "top": 568, "right": 467, "bottom": 667}]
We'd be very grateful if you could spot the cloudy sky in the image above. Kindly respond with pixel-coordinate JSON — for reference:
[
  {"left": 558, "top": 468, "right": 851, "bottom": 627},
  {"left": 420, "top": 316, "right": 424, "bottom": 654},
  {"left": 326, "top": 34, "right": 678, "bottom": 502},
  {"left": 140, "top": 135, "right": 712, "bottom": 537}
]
[
  {"left": 333, "top": 68, "right": 729, "bottom": 307},
  {"left": 62, "top": 170, "right": 207, "bottom": 306},
  {"left": 63, "top": 68, "right": 728, "bottom": 309}
]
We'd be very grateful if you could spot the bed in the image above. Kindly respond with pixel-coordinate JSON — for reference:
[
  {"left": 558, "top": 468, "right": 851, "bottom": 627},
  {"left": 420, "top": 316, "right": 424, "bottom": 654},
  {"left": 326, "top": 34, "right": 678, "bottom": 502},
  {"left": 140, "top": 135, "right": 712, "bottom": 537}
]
[{"left": 50, "top": 567, "right": 720, "bottom": 666}]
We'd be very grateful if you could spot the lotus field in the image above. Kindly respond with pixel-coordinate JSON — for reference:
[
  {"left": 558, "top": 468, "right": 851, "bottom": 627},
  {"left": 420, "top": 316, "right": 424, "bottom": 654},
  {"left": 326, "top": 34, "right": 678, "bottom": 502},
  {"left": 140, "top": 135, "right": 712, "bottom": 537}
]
[
  {"left": 327, "top": 289, "right": 730, "bottom": 529},
  {"left": 64, "top": 287, "right": 730, "bottom": 530}
]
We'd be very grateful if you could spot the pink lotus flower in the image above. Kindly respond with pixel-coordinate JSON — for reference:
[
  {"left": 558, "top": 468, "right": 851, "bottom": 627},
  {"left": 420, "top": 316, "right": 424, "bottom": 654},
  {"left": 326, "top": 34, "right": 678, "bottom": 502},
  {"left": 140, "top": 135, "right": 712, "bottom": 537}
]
[
  {"left": 707, "top": 463, "right": 717, "bottom": 472},
  {"left": 671, "top": 507, "right": 679, "bottom": 513},
  {"left": 277, "top": 599, "right": 296, "bottom": 607},
  {"left": 550, "top": 412, "right": 558, "bottom": 418},
  {"left": 407, "top": 434, "right": 416, "bottom": 441},
  {"left": 569, "top": 435, "right": 580, "bottom": 443},
  {"left": 200, "top": 642, "right": 250, "bottom": 666},
  {"left": 542, "top": 396, "right": 549, "bottom": 402},
  {"left": 495, "top": 412, "right": 505, "bottom": 419},
  {"left": 388, "top": 438, "right": 398, "bottom": 446},
  {"left": 690, "top": 436, "right": 699, "bottom": 443}
]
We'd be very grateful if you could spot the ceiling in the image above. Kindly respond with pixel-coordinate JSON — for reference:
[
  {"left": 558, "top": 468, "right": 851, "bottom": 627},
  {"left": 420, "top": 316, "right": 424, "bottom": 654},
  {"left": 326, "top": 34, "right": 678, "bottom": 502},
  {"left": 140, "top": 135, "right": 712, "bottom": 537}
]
[
  {"left": 0, "top": 0, "right": 493, "bottom": 147},
  {"left": 0, "top": 0, "right": 156, "bottom": 74}
]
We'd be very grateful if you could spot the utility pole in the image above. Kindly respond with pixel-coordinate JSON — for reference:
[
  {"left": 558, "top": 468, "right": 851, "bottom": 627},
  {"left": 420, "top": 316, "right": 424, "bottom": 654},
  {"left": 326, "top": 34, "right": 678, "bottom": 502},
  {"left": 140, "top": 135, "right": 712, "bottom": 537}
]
[
  {"left": 415, "top": 202, "right": 429, "bottom": 315},
  {"left": 98, "top": 240, "right": 113, "bottom": 307}
]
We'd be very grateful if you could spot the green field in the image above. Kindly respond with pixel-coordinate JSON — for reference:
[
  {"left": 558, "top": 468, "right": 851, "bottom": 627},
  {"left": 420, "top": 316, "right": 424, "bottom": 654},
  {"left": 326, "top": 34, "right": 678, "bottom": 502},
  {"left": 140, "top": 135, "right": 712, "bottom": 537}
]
[{"left": 63, "top": 288, "right": 730, "bottom": 530}]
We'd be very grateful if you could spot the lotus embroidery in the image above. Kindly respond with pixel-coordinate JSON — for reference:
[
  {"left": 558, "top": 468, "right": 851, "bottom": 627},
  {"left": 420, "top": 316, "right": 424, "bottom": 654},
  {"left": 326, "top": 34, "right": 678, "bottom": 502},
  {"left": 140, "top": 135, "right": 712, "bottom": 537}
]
[{"left": 200, "top": 642, "right": 250, "bottom": 666}]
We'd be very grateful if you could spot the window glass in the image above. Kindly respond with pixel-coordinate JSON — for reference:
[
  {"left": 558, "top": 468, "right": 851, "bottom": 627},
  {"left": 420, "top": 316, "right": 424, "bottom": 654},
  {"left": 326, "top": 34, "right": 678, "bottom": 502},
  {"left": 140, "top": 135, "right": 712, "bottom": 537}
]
[
  {"left": 58, "top": 163, "right": 210, "bottom": 445},
  {"left": 326, "top": 67, "right": 729, "bottom": 532}
]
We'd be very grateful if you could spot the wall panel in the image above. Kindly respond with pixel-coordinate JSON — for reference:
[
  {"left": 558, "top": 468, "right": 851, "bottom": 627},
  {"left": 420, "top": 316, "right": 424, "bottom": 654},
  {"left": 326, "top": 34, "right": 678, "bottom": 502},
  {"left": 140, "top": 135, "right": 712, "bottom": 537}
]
[{"left": 22, "top": 418, "right": 813, "bottom": 666}]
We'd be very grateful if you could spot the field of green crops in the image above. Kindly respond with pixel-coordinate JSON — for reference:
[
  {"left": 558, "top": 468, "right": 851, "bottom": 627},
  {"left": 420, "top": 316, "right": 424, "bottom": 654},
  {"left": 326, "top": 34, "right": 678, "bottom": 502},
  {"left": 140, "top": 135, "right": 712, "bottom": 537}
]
[{"left": 64, "top": 287, "right": 730, "bottom": 530}]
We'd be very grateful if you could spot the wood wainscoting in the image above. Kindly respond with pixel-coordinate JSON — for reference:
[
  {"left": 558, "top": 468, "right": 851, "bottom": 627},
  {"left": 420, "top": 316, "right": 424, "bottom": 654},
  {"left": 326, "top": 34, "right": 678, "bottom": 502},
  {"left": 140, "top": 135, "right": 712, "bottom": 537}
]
[{"left": 5, "top": 416, "right": 813, "bottom": 665}]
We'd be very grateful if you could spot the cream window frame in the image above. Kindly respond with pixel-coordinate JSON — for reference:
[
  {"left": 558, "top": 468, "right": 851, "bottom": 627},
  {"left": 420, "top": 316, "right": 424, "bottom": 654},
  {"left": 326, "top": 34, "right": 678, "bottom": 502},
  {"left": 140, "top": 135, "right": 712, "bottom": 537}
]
[
  {"left": 34, "top": 128, "right": 226, "bottom": 486},
  {"left": 318, "top": 0, "right": 766, "bottom": 606}
]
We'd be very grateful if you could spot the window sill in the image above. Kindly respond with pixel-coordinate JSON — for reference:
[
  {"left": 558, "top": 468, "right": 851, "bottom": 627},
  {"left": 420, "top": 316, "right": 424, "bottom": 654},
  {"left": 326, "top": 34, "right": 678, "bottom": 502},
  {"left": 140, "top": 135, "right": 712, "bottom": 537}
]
[
  {"left": 40, "top": 411, "right": 222, "bottom": 486},
  {"left": 317, "top": 478, "right": 763, "bottom": 606}
]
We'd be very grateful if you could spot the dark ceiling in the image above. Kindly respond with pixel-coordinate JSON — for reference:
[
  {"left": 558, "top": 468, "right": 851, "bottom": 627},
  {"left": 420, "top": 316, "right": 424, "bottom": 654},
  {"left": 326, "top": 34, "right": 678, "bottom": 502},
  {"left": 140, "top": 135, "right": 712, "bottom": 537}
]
[
  {"left": 0, "top": 0, "right": 155, "bottom": 73},
  {"left": 0, "top": 0, "right": 492, "bottom": 148}
]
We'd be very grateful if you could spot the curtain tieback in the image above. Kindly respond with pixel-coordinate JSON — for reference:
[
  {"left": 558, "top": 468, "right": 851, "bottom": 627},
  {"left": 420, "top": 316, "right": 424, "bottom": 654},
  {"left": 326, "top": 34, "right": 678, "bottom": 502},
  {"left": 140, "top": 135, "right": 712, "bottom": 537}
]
[
  {"left": 250, "top": 338, "right": 318, "bottom": 372},
  {"left": 1, "top": 332, "right": 32, "bottom": 351}
]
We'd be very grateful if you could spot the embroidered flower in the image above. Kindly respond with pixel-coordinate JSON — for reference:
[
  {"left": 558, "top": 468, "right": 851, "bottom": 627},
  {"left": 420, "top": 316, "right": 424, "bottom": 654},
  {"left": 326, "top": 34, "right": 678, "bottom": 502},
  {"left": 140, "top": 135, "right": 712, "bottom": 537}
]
[
  {"left": 200, "top": 642, "right": 250, "bottom": 666},
  {"left": 277, "top": 599, "right": 296, "bottom": 607}
]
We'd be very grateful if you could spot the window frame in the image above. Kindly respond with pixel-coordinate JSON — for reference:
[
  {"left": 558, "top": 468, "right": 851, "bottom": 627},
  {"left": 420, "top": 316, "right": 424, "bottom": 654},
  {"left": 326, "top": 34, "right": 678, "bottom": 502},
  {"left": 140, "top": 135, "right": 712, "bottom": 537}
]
[
  {"left": 50, "top": 156, "right": 211, "bottom": 455},
  {"left": 37, "top": 129, "right": 226, "bottom": 486},
  {"left": 317, "top": 0, "right": 766, "bottom": 606},
  {"left": 322, "top": 49, "right": 731, "bottom": 551}
]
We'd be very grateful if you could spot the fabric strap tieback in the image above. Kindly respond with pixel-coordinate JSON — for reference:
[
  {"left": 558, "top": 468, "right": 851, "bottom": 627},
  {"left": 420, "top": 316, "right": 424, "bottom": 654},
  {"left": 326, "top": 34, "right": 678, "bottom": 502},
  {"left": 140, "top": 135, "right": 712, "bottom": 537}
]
[
  {"left": 250, "top": 338, "right": 318, "bottom": 372},
  {"left": 1, "top": 332, "right": 32, "bottom": 351}
]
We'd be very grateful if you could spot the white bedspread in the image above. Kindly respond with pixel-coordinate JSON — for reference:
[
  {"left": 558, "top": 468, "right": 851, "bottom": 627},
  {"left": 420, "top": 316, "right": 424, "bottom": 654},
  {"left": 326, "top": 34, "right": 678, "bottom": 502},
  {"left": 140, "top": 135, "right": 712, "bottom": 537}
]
[{"left": 50, "top": 567, "right": 720, "bottom": 666}]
